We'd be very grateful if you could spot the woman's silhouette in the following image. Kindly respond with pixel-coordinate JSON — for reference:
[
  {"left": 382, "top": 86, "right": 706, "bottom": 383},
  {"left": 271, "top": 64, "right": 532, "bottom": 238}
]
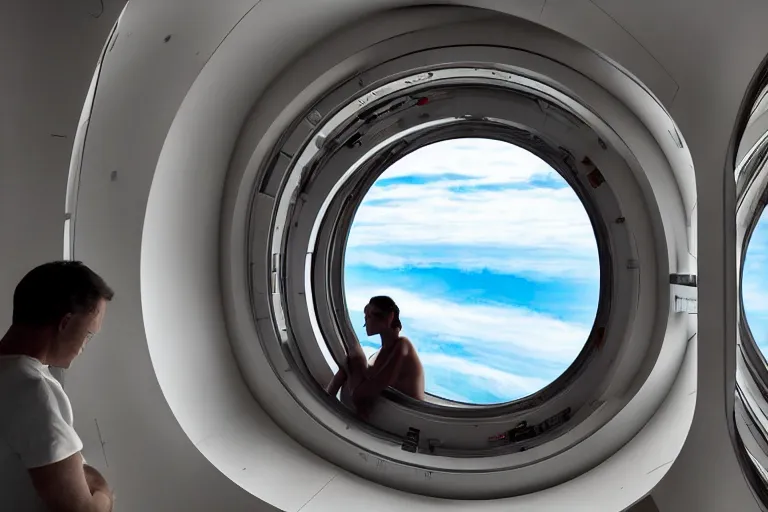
[{"left": 326, "top": 296, "right": 425, "bottom": 415}]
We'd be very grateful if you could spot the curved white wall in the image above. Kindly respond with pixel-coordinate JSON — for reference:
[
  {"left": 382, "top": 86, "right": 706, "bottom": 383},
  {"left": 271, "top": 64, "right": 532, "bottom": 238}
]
[
  {"left": 6, "top": 0, "right": 768, "bottom": 510},
  {"left": 147, "top": 6, "right": 698, "bottom": 507},
  {"left": 0, "top": 0, "right": 121, "bottom": 330}
]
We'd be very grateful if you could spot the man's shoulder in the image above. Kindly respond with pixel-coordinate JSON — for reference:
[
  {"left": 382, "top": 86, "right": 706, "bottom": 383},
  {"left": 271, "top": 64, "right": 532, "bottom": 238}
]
[
  {"left": 0, "top": 357, "right": 82, "bottom": 468},
  {"left": 0, "top": 355, "right": 46, "bottom": 376},
  {"left": 0, "top": 359, "right": 57, "bottom": 414},
  {"left": 0, "top": 357, "right": 48, "bottom": 390}
]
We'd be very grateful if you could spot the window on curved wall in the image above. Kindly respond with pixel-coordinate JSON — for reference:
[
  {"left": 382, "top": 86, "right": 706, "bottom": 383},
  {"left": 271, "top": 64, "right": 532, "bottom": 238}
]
[
  {"left": 64, "top": 3, "right": 127, "bottom": 261},
  {"left": 341, "top": 138, "right": 600, "bottom": 405},
  {"left": 744, "top": 207, "right": 768, "bottom": 356},
  {"left": 734, "top": 79, "right": 768, "bottom": 506}
]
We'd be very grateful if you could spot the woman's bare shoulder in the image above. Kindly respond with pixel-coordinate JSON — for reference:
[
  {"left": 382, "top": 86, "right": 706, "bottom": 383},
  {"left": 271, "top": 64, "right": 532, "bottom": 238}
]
[{"left": 398, "top": 336, "right": 414, "bottom": 352}]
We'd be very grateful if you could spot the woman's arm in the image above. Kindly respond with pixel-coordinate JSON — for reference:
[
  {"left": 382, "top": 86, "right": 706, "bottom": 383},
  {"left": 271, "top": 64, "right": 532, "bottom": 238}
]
[
  {"left": 351, "top": 342, "right": 408, "bottom": 404},
  {"left": 326, "top": 368, "right": 347, "bottom": 396}
]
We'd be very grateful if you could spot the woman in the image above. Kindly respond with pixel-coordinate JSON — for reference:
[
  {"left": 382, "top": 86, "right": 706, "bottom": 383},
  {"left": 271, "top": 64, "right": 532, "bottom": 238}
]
[
  {"left": 325, "top": 336, "right": 368, "bottom": 407},
  {"left": 327, "top": 296, "right": 425, "bottom": 415}
]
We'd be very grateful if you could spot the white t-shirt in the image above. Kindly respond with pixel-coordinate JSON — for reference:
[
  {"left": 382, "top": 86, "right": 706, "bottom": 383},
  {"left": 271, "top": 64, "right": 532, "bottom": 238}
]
[{"left": 0, "top": 355, "right": 83, "bottom": 511}]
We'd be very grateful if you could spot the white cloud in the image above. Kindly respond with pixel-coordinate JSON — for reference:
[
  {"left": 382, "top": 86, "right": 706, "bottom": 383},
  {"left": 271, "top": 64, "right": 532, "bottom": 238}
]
[
  {"left": 419, "top": 352, "right": 550, "bottom": 398},
  {"left": 743, "top": 278, "right": 768, "bottom": 315},
  {"left": 358, "top": 345, "right": 546, "bottom": 399},
  {"left": 379, "top": 138, "right": 556, "bottom": 184},
  {"left": 425, "top": 384, "right": 473, "bottom": 404},
  {"left": 345, "top": 248, "right": 596, "bottom": 279},
  {"left": 743, "top": 269, "right": 768, "bottom": 354},
  {"left": 740, "top": 219, "right": 768, "bottom": 352},
  {"left": 743, "top": 227, "right": 768, "bottom": 315},
  {"left": 345, "top": 286, "right": 590, "bottom": 366},
  {"left": 346, "top": 138, "right": 599, "bottom": 279},
  {"left": 343, "top": 285, "right": 590, "bottom": 403}
]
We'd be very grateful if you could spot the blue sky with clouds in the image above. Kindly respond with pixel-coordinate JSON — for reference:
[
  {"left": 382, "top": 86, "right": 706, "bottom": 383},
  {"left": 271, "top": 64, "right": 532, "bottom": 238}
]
[
  {"left": 340, "top": 138, "right": 600, "bottom": 404},
  {"left": 744, "top": 214, "right": 768, "bottom": 354}
]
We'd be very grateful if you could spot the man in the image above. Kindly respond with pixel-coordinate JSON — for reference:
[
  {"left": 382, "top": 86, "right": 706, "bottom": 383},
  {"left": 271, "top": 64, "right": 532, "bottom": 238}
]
[
  {"left": 0, "top": 261, "right": 115, "bottom": 511},
  {"left": 327, "top": 295, "right": 425, "bottom": 417}
]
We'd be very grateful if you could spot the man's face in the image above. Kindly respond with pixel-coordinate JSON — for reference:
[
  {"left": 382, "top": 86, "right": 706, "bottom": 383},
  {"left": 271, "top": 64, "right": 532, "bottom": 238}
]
[
  {"left": 53, "top": 298, "right": 108, "bottom": 367},
  {"left": 364, "top": 304, "right": 391, "bottom": 336}
]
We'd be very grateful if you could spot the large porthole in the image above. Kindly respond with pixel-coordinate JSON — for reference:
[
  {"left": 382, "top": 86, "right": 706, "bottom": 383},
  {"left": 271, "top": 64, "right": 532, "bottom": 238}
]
[
  {"left": 340, "top": 137, "right": 601, "bottom": 405},
  {"left": 126, "top": 5, "right": 696, "bottom": 503},
  {"left": 222, "top": 22, "right": 691, "bottom": 495},
  {"left": 259, "top": 59, "right": 657, "bottom": 463}
]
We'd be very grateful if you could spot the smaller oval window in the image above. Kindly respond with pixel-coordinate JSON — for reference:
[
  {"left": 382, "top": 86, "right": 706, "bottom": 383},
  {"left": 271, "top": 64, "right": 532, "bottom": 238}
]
[{"left": 744, "top": 210, "right": 768, "bottom": 354}]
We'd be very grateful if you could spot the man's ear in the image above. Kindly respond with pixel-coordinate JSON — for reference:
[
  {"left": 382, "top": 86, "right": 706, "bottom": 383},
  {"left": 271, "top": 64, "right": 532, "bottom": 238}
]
[
  {"left": 387, "top": 312, "right": 395, "bottom": 328},
  {"left": 57, "top": 313, "right": 72, "bottom": 333}
]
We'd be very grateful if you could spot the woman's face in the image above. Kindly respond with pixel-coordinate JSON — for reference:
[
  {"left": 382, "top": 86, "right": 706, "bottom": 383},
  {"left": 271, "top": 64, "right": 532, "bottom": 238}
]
[{"left": 364, "top": 303, "right": 391, "bottom": 336}]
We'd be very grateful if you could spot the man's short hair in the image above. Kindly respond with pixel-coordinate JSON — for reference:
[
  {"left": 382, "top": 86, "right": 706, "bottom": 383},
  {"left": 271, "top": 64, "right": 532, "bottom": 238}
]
[{"left": 12, "top": 261, "right": 114, "bottom": 327}]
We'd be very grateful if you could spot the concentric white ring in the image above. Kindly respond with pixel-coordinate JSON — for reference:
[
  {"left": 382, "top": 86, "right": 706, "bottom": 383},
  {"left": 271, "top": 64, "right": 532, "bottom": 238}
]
[
  {"left": 215, "top": 15, "right": 694, "bottom": 498},
  {"left": 272, "top": 68, "right": 627, "bottom": 450}
]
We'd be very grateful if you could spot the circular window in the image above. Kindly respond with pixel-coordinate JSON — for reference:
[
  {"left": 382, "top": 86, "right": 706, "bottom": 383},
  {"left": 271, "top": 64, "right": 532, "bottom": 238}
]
[
  {"left": 744, "top": 208, "right": 768, "bottom": 354},
  {"left": 221, "top": 33, "right": 691, "bottom": 494},
  {"left": 341, "top": 137, "right": 600, "bottom": 404},
  {"left": 243, "top": 60, "right": 674, "bottom": 486}
]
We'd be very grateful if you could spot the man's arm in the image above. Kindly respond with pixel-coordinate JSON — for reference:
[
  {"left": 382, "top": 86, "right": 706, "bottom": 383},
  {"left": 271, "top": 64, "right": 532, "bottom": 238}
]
[
  {"left": 351, "top": 341, "right": 408, "bottom": 404},
  {"left": 83, "top": 464, "right": 112, "bottom": 498},
  {"left": 326, "top": 368, "right": 347, "bottom": 396},
  {"left": 28, "top": 453, "right": 113, "bottom": 512},
  {"left": 4, "top": 380, "right": 113, "bottom": 511}
]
